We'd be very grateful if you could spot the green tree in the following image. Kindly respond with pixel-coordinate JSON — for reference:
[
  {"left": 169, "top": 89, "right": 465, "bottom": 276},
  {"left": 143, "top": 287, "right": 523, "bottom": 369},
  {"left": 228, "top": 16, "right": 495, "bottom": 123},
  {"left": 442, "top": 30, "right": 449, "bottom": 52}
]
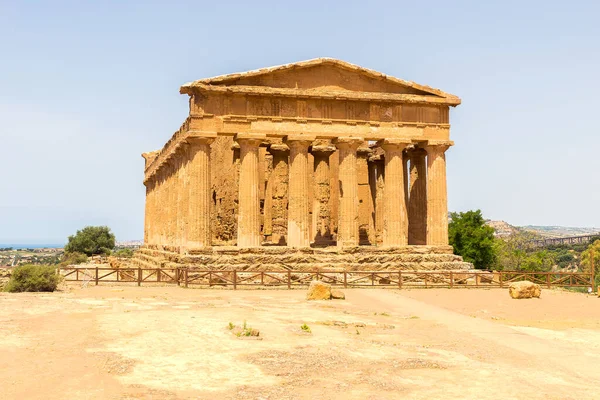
[
  {"left": 64, "top": 226, "right": 115, "bottom": 256},
  {"left": 448, "top": 210, "right": 497, "bottom": 269}
]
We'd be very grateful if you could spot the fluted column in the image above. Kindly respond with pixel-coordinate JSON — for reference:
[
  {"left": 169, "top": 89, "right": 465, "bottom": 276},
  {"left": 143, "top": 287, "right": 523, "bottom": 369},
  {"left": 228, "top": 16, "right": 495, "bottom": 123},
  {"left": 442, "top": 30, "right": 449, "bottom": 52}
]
[
  {"left": 266, "top": 144, "right": 289, "bottom": 245},
  {"left": 379, "top": 139, "right": 410, "bottom": 247},
  {"left": 286, "top": 136, "right": 313, "bottom": 248},
  {"left": 426, "top": 142, "right": 452, "bottom": 246},
  {"left": 174, "top": 157, "right": 182, "bottom": 247},
  {"left": 311, "top": 144, "right": 335, "bottom": 245},
  {"left": 372, "top": 156, "right": 385, "bottom": 246},
  {"left": 143, "top": 181, "right": 150, "bottom": 245},
  {"left": 236, "top": 134, "right": 265, "bottom": 247},
  {"left": 158, "top": 169, "right": 166, "bottom": 245},
  {"left": 187, "top": 136, "right": 214, "bottom": 249},
  {"left": 334, "top": 137, "right": 363, "bottom": 248},
  {"left": 166, "top": 163, "right": 174, "bottom": 246},
  {"left": 408, "top": 148, "right": 427, "bottom": 245}
]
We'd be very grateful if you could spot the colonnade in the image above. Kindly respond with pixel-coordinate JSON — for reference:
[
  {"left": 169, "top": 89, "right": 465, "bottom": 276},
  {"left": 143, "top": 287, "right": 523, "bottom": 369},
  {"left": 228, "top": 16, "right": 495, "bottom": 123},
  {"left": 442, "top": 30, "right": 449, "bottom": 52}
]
[{"left": 143, "top": 133, "right": 451, "bottom": 250}]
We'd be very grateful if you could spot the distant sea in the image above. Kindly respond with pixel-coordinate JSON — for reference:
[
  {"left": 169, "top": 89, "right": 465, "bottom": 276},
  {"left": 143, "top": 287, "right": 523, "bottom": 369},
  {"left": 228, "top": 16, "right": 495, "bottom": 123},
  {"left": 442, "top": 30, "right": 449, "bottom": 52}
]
[{"left": 0, "top": 244, "right": 64, "bottom": 249}]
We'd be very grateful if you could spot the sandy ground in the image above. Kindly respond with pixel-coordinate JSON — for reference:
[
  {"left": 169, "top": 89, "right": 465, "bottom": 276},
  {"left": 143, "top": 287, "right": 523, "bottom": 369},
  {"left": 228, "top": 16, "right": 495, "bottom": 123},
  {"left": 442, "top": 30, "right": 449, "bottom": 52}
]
[{"left": 1, "top": 286, "right": 600, "bottom": 399}]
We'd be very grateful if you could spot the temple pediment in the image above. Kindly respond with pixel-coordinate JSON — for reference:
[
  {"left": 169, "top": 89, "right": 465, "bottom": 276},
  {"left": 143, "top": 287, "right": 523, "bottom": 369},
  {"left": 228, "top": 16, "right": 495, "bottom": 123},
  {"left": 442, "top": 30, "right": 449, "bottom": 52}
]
[{"left": 180, "top": 58, "right": 460, "bottom": 106}]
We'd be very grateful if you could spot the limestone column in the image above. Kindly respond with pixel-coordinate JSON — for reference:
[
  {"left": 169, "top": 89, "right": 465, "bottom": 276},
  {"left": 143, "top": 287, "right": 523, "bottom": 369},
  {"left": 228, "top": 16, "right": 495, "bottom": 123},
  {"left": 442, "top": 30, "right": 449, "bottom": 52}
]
[
  {"left": 370, "top": 155, "right": 385, "bottom": 246},
  {"left": 187, "top": 136, "right": 214, "bottom": 249},
  {"left": 286, "top": 136, "right": 313, "bottom": 248},
  {"left": 179, "top": 144, "right": 190, "bottom": 249},
  {"left": 408, "top": 148, "right": 427, "bottom": 245},
  {"left": 236, "top": 134, "right": 265, "bottom": 247},
  {"left": 403, "top": 149, "right": 410, "bottom": 210},
  {"left": 143, "top": 180, "right": 150, "bottom": 245},
  {"left": 357, "top": 146, "right": 374, "bottom": 245},
  {"left": 165, "top": 163, "right": 173, "bottom": 246},
  {"left": 267, "top": 144, "right": 289, "bottom": 245},
  {"left": 334, "top": 137, "right": 363, "bottom": 248},
  {"left": 311, "top": 143, "right": 335, "bottom": 245},
  {"left": 379, "top": 139, "right": 410, "bottom": 247},
  {"left": 425, "top": 142, "right": 452, "bottom": 246},
  {"left": 157, "top": 168, "right": 165, "bottom": 245}
]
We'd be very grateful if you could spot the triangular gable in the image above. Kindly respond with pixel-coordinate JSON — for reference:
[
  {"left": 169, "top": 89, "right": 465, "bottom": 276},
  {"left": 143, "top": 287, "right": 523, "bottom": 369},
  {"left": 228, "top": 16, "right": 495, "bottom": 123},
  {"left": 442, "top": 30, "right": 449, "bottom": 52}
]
[{"left": 181, "top": 58, "right": 460, "bottom": 105}]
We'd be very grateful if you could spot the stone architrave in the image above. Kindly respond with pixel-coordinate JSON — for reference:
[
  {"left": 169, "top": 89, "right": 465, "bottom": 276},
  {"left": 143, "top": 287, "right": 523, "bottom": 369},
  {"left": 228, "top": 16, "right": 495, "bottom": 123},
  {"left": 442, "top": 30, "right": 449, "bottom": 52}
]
[
  {"left": 187, "top": 134, "right": 215, "bottom": 249},
  {"left": 267, "top": 144, "right": 289, "bottom": 245},
  {"left": 236, "top": 133, "right": 265, "bottom": 247},
  {"left": 311, "top": 143, "right": 336, "bottom": 245},
  {"left": 334, "top": 137, "right": 363, "bottom": 248},
  {"left": 425, "top": 141, "right": 453, "bottom": 246},
  {"left": 286, "top": 136, "right": 314, "bottom": 248},
  {"left": 379, "top": 139, "right": 411, "bottom": 247},
  {"left": 408, "top": 147, "right": 427, "bottom": 245}
]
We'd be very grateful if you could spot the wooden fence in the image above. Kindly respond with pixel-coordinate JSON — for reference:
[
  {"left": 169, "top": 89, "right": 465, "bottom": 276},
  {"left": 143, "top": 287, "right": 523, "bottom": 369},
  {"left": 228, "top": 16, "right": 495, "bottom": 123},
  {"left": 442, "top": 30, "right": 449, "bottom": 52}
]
[{"left": 58, "top": 267, "right": 595, "bottom": 290}]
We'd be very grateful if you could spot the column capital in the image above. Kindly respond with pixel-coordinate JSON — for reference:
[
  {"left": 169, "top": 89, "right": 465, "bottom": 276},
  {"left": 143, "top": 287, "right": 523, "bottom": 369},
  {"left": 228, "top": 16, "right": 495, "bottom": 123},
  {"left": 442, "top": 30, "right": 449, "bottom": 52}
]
[
  {"left": 424, "top": 140, "right": 454, "bottom": 154},
  {"left": 188, "top": 131, "right": 217, "bottom": 143},
  {"left": 377, "top": 138, "right": 411, "bottom": 151},
  {"left": 235, "top": 133, "right": 266, "bottom": 147},
  {"left": 357, "top": 146, "right": 373, "bottom": 156},
  {"left": 268, "top": 143, "right": 290, "bottom": 153},
  {"left": 333, "top": 137, "right": 364, "bottom": 150},
  {"left": 285, "top": 134, "right": 315, "bottom": 146},
  {"left": 310, "top": 144, "right": 336, "bottom": 154}
]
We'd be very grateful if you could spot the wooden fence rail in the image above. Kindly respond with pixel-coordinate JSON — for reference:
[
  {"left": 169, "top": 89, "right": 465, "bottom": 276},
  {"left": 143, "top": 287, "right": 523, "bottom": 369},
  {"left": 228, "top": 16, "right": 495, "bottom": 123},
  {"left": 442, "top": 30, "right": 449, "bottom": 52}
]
[{"left": 57, "top": 267, "right": 595, "bottom": 290}]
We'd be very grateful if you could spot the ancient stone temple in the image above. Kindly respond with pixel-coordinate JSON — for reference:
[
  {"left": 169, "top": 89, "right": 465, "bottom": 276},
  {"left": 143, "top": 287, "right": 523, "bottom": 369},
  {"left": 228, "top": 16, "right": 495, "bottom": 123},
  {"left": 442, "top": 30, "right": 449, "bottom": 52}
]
[{"left": 135, "top": 58, "right": 472, "bottom": 272}]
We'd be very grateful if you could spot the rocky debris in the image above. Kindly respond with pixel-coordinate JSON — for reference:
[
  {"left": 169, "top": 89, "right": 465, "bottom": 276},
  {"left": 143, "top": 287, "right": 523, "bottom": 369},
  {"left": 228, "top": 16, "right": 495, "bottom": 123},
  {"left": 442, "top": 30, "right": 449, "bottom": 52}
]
[
  {"left": 306, "top": 280, "right": 332, "bottom": 300},
  {"left": 509, "top": 281, "right": 541, "bottom": 299},
  {"left": 331, "top": 289, "right": 345, "bottom": 300}
]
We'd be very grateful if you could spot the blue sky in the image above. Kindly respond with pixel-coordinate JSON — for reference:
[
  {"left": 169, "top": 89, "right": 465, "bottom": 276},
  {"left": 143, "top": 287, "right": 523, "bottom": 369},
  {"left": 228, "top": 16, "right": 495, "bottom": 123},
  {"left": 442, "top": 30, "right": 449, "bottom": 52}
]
[{"left": 1, "top": 0, "right": 599, "bottom": 243}]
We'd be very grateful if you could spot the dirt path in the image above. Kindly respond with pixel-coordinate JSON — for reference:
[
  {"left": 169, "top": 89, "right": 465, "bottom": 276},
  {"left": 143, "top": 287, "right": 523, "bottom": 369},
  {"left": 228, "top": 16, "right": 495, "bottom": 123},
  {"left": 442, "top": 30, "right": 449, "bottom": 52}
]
[{"left": 1, "top": 286, "right": 599, "bottom": 399}]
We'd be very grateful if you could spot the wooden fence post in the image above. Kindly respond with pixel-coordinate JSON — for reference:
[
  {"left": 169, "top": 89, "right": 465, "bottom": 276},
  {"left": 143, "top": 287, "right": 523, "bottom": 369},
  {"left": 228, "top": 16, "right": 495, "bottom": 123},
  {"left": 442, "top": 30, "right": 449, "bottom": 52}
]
[
  {"left": 546, "top": 272, "right": 551, "bottom": 289},
  {"left": 499, "top": 271, "right": 503, "bottom": 288},
  {"left": 95, "top": 267, "right": 99, "bottom": 286},
  {"left": 137, "top": 267, "right": 142, "bottom": 287},
  {"left": 344, "top": 272, "right": 347, "bottom": 289},
  {"left": 76, "top": 268, "right": 79, "bottom": 281},
  {"left": 287, "top": 271, "right": 291, "bottom": 289},
  {"left": 233, "top": 270, "right": 237, "bottom": 290},
  {"left": 176, "top": 268, "right": 180, "bottom": 286},
  {"left": 184, "top": 268, "right": 188, "bottom": 288}
]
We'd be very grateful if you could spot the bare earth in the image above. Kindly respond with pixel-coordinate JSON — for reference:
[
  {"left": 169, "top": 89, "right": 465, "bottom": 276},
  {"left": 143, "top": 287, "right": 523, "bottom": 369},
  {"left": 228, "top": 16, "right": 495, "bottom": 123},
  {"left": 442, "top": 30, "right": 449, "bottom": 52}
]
[{"left": 1, "top": 286, "right": 600, "bottom": 399}]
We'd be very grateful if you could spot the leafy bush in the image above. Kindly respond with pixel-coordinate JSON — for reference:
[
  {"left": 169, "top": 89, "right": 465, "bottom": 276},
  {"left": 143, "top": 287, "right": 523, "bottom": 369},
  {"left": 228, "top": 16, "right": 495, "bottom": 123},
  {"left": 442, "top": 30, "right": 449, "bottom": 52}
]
[
  {"left": 5, "top": 264, "right": 60, "bottom": 293},
  {"left": 65, "top": 226, "right": 115, "bottom": 256},
  {"left": 59, "top": 252, "right": 88, "bottom": 267},
  {"left": 112, "top": 248, "right": 134, "bottom": 258}
]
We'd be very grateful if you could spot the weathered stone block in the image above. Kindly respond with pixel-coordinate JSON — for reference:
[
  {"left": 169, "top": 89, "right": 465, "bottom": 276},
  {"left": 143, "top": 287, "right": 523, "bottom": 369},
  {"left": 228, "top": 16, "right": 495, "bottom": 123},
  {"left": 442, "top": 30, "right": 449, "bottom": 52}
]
[
  {"left": 509, "top": 281, "right": 541, "bottom": 299},
  {"left": 306, "top": 280, "right": 331, "bottom": 300}
]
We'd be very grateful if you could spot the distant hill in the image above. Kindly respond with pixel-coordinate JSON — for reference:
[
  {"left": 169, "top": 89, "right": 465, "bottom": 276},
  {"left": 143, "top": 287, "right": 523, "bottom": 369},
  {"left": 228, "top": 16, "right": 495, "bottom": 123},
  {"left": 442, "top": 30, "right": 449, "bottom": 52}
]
[
  {"left": 484, "top": 220, "right": 600, "bottom": 239},
  {"left": 521, "top": 226, "right": 600, "bottom": 238}
]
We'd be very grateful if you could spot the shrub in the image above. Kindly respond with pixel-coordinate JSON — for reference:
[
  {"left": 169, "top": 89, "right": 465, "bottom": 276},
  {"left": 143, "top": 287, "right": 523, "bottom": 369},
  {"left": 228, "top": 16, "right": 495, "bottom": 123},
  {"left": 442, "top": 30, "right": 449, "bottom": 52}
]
[
  {"left": 5, "top": 264, "right": 60, "bottom": 293},
  {"left": 60, "top": 251, "right": 88, "bottom": 267},
  {"left": 112, "top": 248, "right": 134, "bottom": 258},
  {"left": 65, "top": 226, "right": 115, "bottom": 256}
]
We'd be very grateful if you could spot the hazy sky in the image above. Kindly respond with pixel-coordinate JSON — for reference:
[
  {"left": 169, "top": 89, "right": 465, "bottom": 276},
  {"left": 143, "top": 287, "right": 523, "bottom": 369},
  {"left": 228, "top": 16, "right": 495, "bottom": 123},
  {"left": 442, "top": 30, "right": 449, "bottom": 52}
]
[{"left": 1, "top": 0, "right": 599, "bottom": 244}]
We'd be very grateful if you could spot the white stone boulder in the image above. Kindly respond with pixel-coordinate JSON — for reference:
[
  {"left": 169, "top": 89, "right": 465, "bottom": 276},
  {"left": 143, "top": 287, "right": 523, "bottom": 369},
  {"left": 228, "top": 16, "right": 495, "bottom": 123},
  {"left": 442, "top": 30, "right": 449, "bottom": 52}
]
[
  {"left": 509, "top": 281, "right": 541, "bottom": 299},
  {"left": 306, "top": 280, "right": 331, "bottom": 300}
]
